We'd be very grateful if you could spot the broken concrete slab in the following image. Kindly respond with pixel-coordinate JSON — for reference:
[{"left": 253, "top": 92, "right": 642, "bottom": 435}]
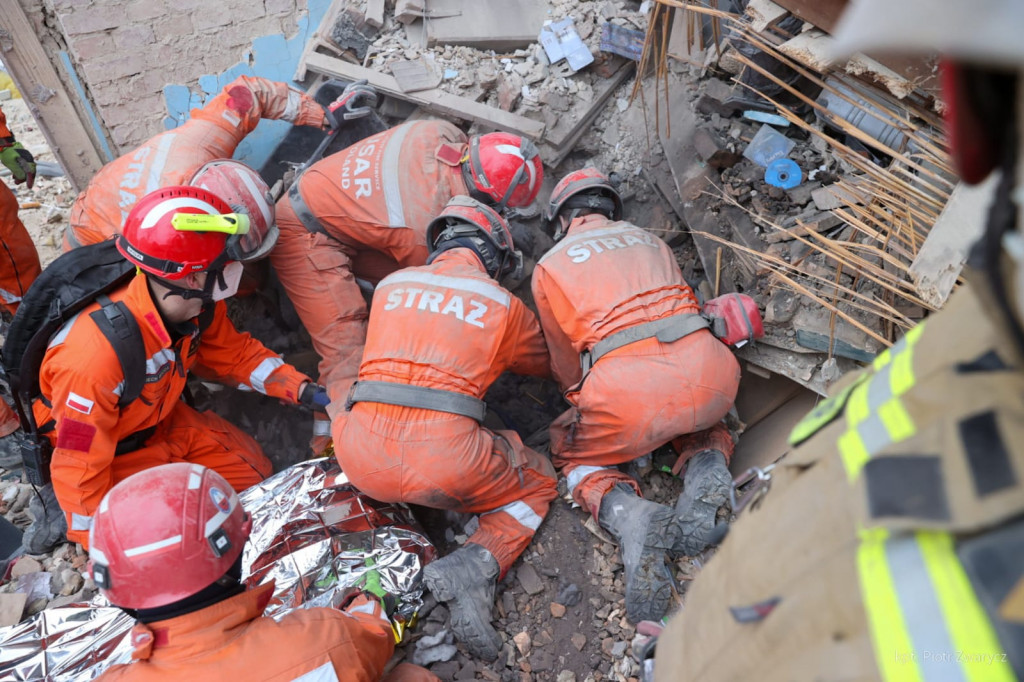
[
  {"left": 766, "top": 211, "right": 844, "bottom": 243},
  {"left": 694, "top": 128, "right": 742, "bottom": 169},
  {"left": 0, "top": 593, "right": 27, "bottom": 628},
  {"left": 391, "top": 58, "right": 443, "bottom": 93},
  {"left": 909, "top": 173, "right": 997, "bottom": 309},
  {"left": 425, "top": 0, "right": 548, "bottom": 51},
  {"left": 696, "top": 78, "right": 740, "bottom": 118},
  {"left": 365, "top": 0, "right": 385, "bottom": 28}
]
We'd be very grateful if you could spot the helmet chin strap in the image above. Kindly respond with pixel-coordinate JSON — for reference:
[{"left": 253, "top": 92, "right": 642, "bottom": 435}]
[{"left": 156, "top": 268, "right": 225, "bottom": 303}]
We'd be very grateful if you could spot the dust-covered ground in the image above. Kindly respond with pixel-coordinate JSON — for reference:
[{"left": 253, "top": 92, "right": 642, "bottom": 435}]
[{"left": 0, "top": 69, "right": 716, "bottom": 681}]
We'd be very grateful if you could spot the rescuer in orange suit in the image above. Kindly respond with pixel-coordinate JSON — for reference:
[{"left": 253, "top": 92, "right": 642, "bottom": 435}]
[
  {"left": 271, "top": 101, "right": 544, "bottom": 452},
  {"left": 64, "top": 75, "right": 328, "bottom": 250},
  {"left": 91, "top": 464, "right": 438, "bottom": 682},
  {"left": 531, "top": 169, "right": 741, "bottom": 624},
  {"left": 334, "top": 197, "right": 556, "bottom": 662},
  {"left": 0, "top": 104, "right": 42, "bottom": 467},
  {"left": 25, "top": 181, "right": 329, "bottom": 555}
]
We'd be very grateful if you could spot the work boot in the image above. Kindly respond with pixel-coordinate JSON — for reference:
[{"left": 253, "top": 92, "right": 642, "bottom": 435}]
[
  {"left": 22, "top": 484, "right": 67, "bottom": 555},
  {"left": 422, "top": 543, "right": 503, "bottom": 661},
  {"left": 675, "top": 450, "right": 733, "bottom": 556},
  {"left": 0, "top": 430, "right": 25, "bottom": 470},
  {"left": 598, "top": 484, "right": 681, "bottom": 623}
]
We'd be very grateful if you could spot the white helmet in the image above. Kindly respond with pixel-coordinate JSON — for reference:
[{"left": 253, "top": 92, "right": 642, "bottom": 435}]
[{"left": 190, "top": 159, "right": 278, "bottom": 262}]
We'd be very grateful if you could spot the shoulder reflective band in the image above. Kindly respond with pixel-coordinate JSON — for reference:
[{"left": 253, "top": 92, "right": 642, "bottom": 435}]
[
  {"left": 171, "top": 212, "right": 250, "bottom": 235},
  {"left": 858, "top": 528, "right": 1014, "bottom": 682},
  {"left": 838, "top": 323, "right": 926, "bottom": 481},
  {"left": 789, "top": 373, "right": 869, "bottom": 446}
]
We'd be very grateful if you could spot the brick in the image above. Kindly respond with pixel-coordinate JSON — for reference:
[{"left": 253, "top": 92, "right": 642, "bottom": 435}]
[
  {"left": 58, "top": 7, "right": 122, "bottom": 35},
  {"left": 111, "top": 23, "right": 156, "bottom": 50},
  {"left": 152, "top": 14, "right": 194, "bottom": 39},
  {"left": 126, "top": 0, "right": 167, "bottom": 21},
  {"left": 694, "top": 128, "right": 742, "bottom": 169},
  {"left": 193, "top": 4, "right": 234, "bottom": 30},
  {"left": 81, "top": 55, "right": 142, "bottom": 85},
  {"left": 68, "top": 33, "right": 114, "bottom": 62}
]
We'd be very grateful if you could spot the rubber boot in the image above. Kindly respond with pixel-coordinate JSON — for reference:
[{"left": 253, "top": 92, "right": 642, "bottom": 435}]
[
  {"left": 598, "top": 484, "right": 681, "bottom": 623},
  {"left": 675, "top": 450, "right": 733, "bottom": 555},
  {"left": 422, "top": 543, "right": 502, "bottom": 661},
  {"left": 0, "top": 430, "right": 26, "bottom": 470},
  {"left": 22, "top": 484, "right": 68, "bottom": 554}
]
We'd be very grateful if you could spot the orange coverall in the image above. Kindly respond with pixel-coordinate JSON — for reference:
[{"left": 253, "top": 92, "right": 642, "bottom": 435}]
[
  {"left": 334, "top": 249, "right": 558, "bottom": 577},
  {"left": 35, "top": 273, "right": 310, "bottom": 547},
  {"left": 98, "top": 584, "right": 438, "bottom": 682},
  {"left": 65, "top": 76, "right": 326, "bottom": 249},
  {"left": 271, "top": 119, "right": 471, "bottom": 413},
  {"left": 531, "top": 214, "right": 741, "bottom": 516},
  {"left": 0, "top": 106, "right": 42, "bottom": 438}
]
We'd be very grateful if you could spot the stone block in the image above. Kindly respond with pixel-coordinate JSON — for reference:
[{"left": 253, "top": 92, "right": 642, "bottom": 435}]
[
  {"left": 193, "top": 4, "right": 235, "bottom": 31},
  {"left": 59, "top": 7, "right": 123, "bottom": 35},
  {"left": 152, "top": 13, "right": 194, "bottom": 39},
  {"left": 111, "top": 23, "right": 156, "bottom": 51},
  {"left": 68, "top": 33, "right": 115, "bottom": 62},
  {"left": 694, "top": 128, "right": 742, "bottom": 169},
  {"left": 126, "top": 0, "right": 167, "bottom": 22}
]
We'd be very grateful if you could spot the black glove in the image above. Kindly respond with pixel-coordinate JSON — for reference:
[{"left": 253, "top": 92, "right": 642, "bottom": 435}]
[{"left": 299, "top": 383, "right": 330, "bottom": 413}]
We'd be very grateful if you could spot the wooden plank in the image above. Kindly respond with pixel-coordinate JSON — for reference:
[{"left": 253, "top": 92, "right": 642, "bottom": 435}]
[
  {"left": 0, "top": 3, "right": 105, "bottom": 192},
  {"left": 731, "top": 388, "right": 818, "bottom": 473},
  {"left": 425, "top": 0, "right": 547, "bottom": 51},
  {"left": 746, "top": 0, "right": 790, "bottom": 32},
  {"left": 770, "top": 0, "right": 849, "bottom": 33},
  {"left": 304, "top": 52, "right": 546, "bottom": 140},
  {"left": 778, "top": 29, "right": 841, "bottom": 73},
  {"left": 365, "top": 0, "right": 386, "bottom": 28},
  {"left": 539, "top": 63, "right": 635, "bottom": 166},
  {"left": 909, "top": 174, "right": 997, "bottom": 309}
]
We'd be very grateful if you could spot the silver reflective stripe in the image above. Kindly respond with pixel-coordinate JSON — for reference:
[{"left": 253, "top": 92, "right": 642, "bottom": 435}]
[
  {"left": 146, "top": 348, "right": 176, "bottom": 377},
  {"left": 249, "top": 357, "right": 284, "bottom": 394},
  {"left": 291, "top": 662, "right": 341, "bottom": 682},
  {"left": 382, "top": 270, "right": 510, "bottom": 307},
  {"left": 0, "top": 288, "right": 20, "bottom": 305},
  {"left": 566, "top": 465, "right": 608, "bottom": 494},
  {"left": 145, "top": 133, "right": 176, "bottom": 194},
  {"left": 313, "top": 418, "right": 332, "bottom": 436},
  {"left": 48, "top": 312, "right": 82, "bottom": 349},
  {"left": 538, "top": 224, "right": 638, "bottom": 263},
  {"left": 381, "top": 123, "right": 412, "bottom": 227},
  {"left": 123, "top": 534, "right": 183, "bottom": 558},
  {"left": 487, "top": 500, "right": 542, "bottom": 531},
  {"left": 188, "top": 465, "right": 203, "bottom": 490},
  {"left": 204, "top": 491, "right": 238, "bottom": 538},
  {"left": 71, "top": 513, "right": 92, "bottom": 531},
  {"left": 885, "top": 536, "right": 966, "bottom": 682},
  {"left": 282, "top": 89, "right": 301, "bottom": 123}
]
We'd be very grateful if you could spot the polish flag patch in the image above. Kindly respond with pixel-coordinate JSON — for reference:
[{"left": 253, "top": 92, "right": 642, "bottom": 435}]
[{"left": 66, "top": 392, "right": 94, "bottom": 415}]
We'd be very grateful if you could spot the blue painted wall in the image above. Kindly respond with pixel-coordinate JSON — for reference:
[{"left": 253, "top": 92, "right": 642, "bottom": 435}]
[{"left": 162, "top": 0, "right": 331, "bottom": 172}]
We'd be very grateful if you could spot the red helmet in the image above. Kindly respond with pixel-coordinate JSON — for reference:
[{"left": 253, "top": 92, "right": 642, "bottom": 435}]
[
  {"left": 464, "top": 133, "right": 544, "bottom": 209},
  {"left": 543, "top": 168, "right": 624, "bottom": 241},
  {"left": 88, "top": 463, "right": 252, "bottom": 610},
  {"left": 190, "top": 159, "right": 278, "bottom": 262},
  {"left": 426, "top": 196, "right": 522, "bottom": 279}
]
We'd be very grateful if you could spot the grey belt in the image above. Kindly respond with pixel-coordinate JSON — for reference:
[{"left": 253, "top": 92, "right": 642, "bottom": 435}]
[
  {"left": 288, "top": 183, "right": 330, "bottom": 237},
  {"left": 581, "top": 312, "right": 710, "bottom": 374},
  {"left": 345, "top": 380, "right": 487, "bottom": 423}
]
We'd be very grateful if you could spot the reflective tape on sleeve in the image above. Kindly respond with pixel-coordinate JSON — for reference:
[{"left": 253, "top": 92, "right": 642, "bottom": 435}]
[
  {"left": 249, "top": 357, "right": 285, "bottom": 394},
  {"left": 565, "top": 465, "right": 609, "bottom": 495},
  {"left": 858, "top": 528, "right": 1015, "bottom": 682},
  {"left": 486, "top": 500, "right": 543, "bottom": 531}
]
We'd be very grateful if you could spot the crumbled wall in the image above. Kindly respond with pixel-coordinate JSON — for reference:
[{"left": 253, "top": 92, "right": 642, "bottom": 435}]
[{"left": 26, "top": 0, "right": 321, "bottom": 160}]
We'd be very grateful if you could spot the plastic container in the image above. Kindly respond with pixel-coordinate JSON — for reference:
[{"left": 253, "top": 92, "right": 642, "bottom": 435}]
[
  {"left": 817, "top": 79, "right": 908, "bottom": 152},
  {"left": 743, "top": 124, "right": 796, "bottom": 168}
]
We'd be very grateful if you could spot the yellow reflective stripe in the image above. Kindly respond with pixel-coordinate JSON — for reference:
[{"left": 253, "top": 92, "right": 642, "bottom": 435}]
[
  {"left": 858, "top": 528, "right": 922, "bottom": 682},
  {"left": 917, "top": 533, "right": 1016, "bottom": 682},
  {"left": 847, "top": 380, "right": 872, "bottom": 426},
  {"left": 891, "top": 350, "right": 916, "bottom": 396},
  {"left": 878, "top": 399, "right": 915, "bottom": 444},
  {"left": 839, "top": 428, "right": 871, "bottom": 480},
  {"left": 873, "top": 346, "right": 895, "bottom": 371}
]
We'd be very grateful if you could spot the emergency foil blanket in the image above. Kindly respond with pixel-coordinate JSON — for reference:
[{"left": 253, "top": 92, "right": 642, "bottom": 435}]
[{"left": 0, "top": 458, "right": 436, "bottom": 681}]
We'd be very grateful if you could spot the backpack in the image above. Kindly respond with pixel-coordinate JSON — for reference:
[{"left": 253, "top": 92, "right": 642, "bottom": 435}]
[{"left": 1, "top": 240, "right": 145, "bottom": 485}]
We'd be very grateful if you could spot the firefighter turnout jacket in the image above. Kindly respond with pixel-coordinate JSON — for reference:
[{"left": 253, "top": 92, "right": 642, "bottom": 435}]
[{"left": 655, "top": 281, "right": 1024, "bottom": 680}]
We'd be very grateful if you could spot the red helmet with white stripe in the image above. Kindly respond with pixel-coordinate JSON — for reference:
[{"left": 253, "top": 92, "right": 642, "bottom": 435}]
[
  {"left": 88, "top": 463, "right": 251, "bottom": 609},
  {"left": 190, "top": 159, "right": 278, "bottom": 262},
  {"left": 464, "top": 133, "right": 544, "bottom": 209}
]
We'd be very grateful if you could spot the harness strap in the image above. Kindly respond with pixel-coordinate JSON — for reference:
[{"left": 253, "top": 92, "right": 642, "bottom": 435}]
[
  {"left": 345, "top": 380, "right": 487, "bottom": 423},
  {"left": 581, "top": 312, "right": 709, "bottom": 374},
  {"left": 288, "top": 183, "right": 330, "bottom": 237}
]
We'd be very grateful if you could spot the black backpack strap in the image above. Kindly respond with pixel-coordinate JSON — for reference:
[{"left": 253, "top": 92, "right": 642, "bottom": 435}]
[{"left": 89, "top": 295, "right": 146, "bottom": 407}]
